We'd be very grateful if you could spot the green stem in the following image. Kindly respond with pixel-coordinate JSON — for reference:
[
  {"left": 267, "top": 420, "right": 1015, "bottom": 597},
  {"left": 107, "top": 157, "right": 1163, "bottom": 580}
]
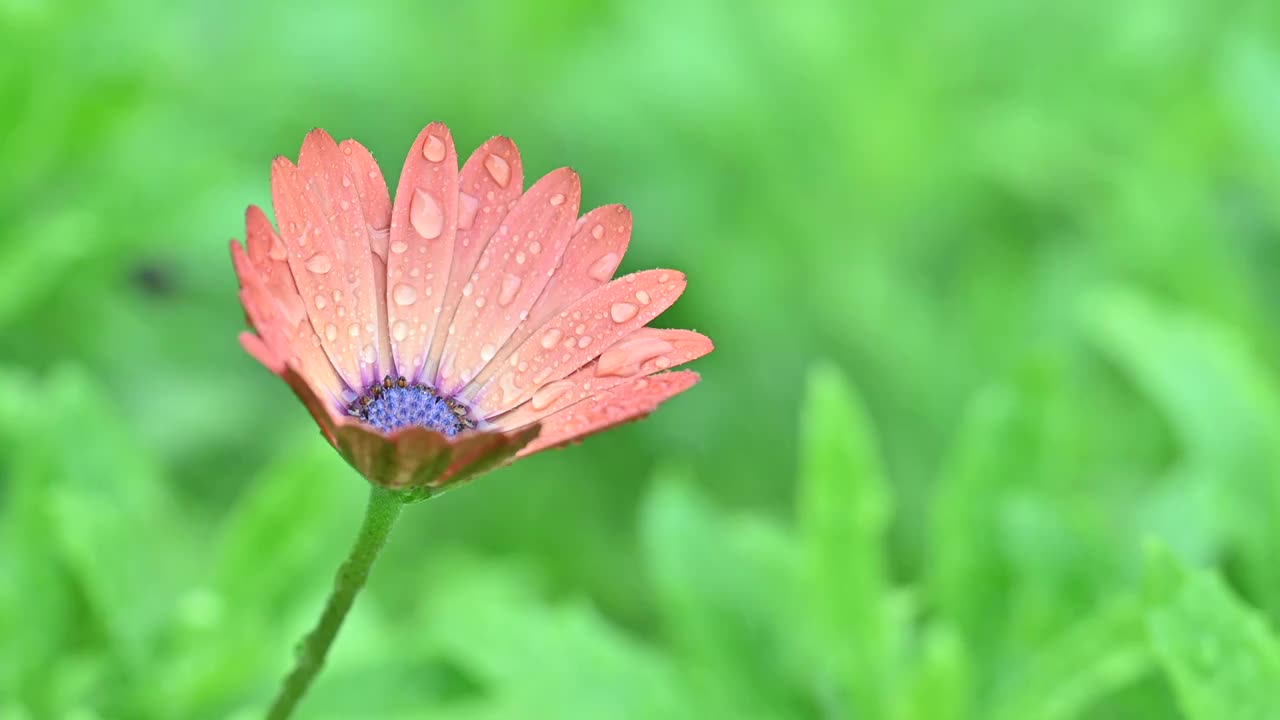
[{"left": 265, "top": 485, "right": 406, "bottom": 720}]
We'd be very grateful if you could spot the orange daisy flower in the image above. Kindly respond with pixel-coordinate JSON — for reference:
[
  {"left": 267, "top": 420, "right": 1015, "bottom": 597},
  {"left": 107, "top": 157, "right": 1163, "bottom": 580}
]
[{"left": 230, "top": 123, "right": 712, "bottom": 492}]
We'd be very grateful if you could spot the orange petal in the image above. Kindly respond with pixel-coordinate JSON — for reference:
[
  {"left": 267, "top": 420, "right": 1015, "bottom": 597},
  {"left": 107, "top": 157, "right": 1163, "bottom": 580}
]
[
  {"left": 490, "top": 328, "right": 713, "bottom": 429},
  {"left": 434, "top": 168, "right": 582, "bottom": 395},
  {"left": 467, "top": 203, "right": 630, "bottom": 393},
  {"left": 467, "top": 269, "right": 688, "bottom": 417},
  {"left": 386, "top": 123, "right": 459, "bottom": 382},
  {"left": 515, "top": 371, "right": 701, "bottom": 458},
  {"left": 340, "top": 138, "right": 395, "bottom": 381},
  {"left": 424, "top": 136, "right": 525, "bottom": 382}
]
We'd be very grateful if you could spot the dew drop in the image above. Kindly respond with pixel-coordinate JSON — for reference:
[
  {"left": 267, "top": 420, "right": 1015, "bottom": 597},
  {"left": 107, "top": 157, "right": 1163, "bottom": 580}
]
[
  {"left": 499, "top": 274, "right": 522, "bottom": 306},
  {"left": 391, "top": 321, "right": 409, "bottom": 342},
  {"left": 658, "top": 272, "right": 671, "bottom": 283},
  {"left": 410, "top": 188, "right": 443, "bottom": 239},
  {"left": 529, "top": 240, "right": 542, "bottom": 255},
  {"left": 540, "top": 328, "right": 562, "bottom": 349},
  {"left": 610, "top": 302, "right": 638, "bottom": 323},
  {"left": 341, "top": 175, "right": 352, "bottom": 187},
  {"left": 592, "top": 224, "right": 605, "bottom": 240},
  {"left": 484, "top": 154, "right": 511, "bottom": 187},
  {"left": 595, "top": 337, "right": 675, "bottom": 377},
  {"left": 459, "top": 192, "right": 480, "bottom": 230},
  {"left": 392, "top": 283, "right": 418, "bottom": 306},
  {"left": 577, "top": 336, "right": 592, "bottom": 349},
  {"left": 361, "top": 344, "right": 377, "bottom": 364},
  {"left": 533, "top": 366, "right": 554, "bottom": 384},
  {"left": 515, "top": 251, "right": 526, "bottom": 265},
  {"left": 314, "top": 294, "right": 327, "bottom": 310},
  {"left": 325, "top": 323, "right": 338, "bottom": 341},
  {"left": 588, "top": 252, "right": 620, "bottom": 282},
  {"left": 475, "top": 297, "right": 486, "bottom": 308},
  {"left": 549, "top": 193, "right": 565, "bottom": 206},
  {"left": 480, "top": 343, "right": 497, "bottom": 362},
  {"left": 305, "top": 254, "right": 332, "bottom": 274},
  {"left": 462, "top": 282, "right": 474, "bottom": 297},
  {"left": 636, "top": 290, "right": 651, "bottom": 305},
  {"left": 348, "top": 323, "right": 360, "bottom": 337},
  {"left": 531, "top": 380, "right": 573, "bottom": 410},
  {"left": 422, "top": 134, "right": 446, "bottom": 162}
]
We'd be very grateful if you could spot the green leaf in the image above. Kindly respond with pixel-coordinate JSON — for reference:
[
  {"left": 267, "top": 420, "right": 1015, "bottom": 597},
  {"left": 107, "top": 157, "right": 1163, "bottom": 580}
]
[
  {"left": 640, "top": 468, "right": 801, "bottom": 719},
  {"left": 797, "top": 362, "right": 897, "bottom": 719},
  {"left": 1145, "top": 553, "right": 1280, "bottom": 720},
  {"left": 155, "top": 438, "right": 365, "bottom": 717},
  {"left": 417, "top": 557, "right": 691, "bottom": 720},
  {"left": 39, "top": 366, "right": 190, "bottom": 667},
  {"left": 901, "top": 622, "right": 972, "bottom": 720},
  {"left": 1089, "top": 289, "right": 1280, "bottom": 616}
]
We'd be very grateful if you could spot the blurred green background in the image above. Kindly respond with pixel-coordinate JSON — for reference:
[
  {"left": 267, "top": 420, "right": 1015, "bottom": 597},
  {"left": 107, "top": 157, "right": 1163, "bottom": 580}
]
[{"left": 5, "top": 0, "right": 1280, "bottom": 717}]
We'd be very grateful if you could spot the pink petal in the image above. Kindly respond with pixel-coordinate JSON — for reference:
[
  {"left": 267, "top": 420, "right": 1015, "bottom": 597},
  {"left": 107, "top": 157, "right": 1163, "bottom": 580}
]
[
  {"left": 515, "top": 370, "right": 701, "bottom": 458},
  {"left": 386, "top": 123, "right": 460, "bottom": 382},
  {"left": 423, "top": 137, "right": 524, "bottom": 382},
  {"left": 297, "top": 129, "right": 390, "bottom": 387},
  {"left": 271, "top": 152, "right": 369, "bottom": 390},
  {"left": 340, "top": 138, "right": 395, "bottom": 382},
  {"left": 471, "top": 203, "right": 632, "bottom": 389},
  {"left": 490, "top": 328, "right": 713, "bottom": 429},
  {"left": 434, "top": 168, "right": 582, "bottom": 395},
  {"left": 467, "top": 269, "right": 688, "bottom": 417},
  {"left": 231, "top": 232, "right": 347, "bottom": 404}
]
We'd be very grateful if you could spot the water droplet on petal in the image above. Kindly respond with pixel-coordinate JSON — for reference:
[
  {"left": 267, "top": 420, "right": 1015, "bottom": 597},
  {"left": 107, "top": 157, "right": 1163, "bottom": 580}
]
[
  {"left": 533, "top": 366, "right": 554, "bottom": 384},
  {"left": 635, "top": 290, "right": 651, "bottom": 305},
  {"left": 314, "top": 294, "right": 327, "bottom": 309},
  {"left": 588, "top": 252, "right": 620, "bottom": 281},
  {"left": 422, "top": 134, "right": 446, "bottom": 162},
  {"left": 529, "top": 240, "right": 542, "bottom": 255},
  {"left": 458, "top": 192, "right": 480, "bottom": 230},
  {"left": 540, "top": 328, "right": 562, "bottom": 349},
  {"left": 498, "top": 274, "right": 522, "bottom": 306},
  {"left": 410, "top": 188, "right": 443, "bottom": 239},
  {"left": 325, "top": 323, "right": 338, "bottom": 341},
  {"left": 549, "top": 193, "right": 565, "bottom": 206},
  {"left": 392, "top": 320, "right": 409, "bottom": 341},
  {"left": 577, "top": 336, "right": 592, "bottom": 349},
  {"left": 484, "top": 154, "right": 511, "bottom": 187},
  {"left": 531, "top": 380, "right": 573, "bottom": 410},
  {"left": 656, "top": 356, "right": 671, "bottom": 369},
  {"left": 348, "top": 323, "right": 360, "bottom": 337},
  {"left": 592, "top": 224, "right": 604, "bottom": 240},
  {"left": 610, "top": 302, "right": 638, "bottom": 323},
  {"left": 658, "top": 272, "right": 671, "bottom": 283},
  {"left": 361, "top": 344, "right": 377, "bottom": 363},
  {"left": 480, "top": 343, "right": 497, "bottom": 362},
  {"left": 392, "top": 283, "right": 418, "bottom": 306},
  {"left": 341, "top": 175, "right": 352, "bottom": 187},
  {"left": 462, "top": 282, "right": 474, "bottom": 297},
  {"left": 515, "top": 251, "right": 526, "bottom": 265},
  {"left": 305, "top": 254, "right": 332, "bottom": 274},
  {"left": 595, "top": 337, "right": 676, "bottom": 377}
]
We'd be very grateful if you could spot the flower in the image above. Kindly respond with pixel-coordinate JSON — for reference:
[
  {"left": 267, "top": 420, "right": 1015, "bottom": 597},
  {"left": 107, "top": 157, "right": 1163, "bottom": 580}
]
[{"left": 230, "top": 123, "right": 713, "bottom": 492}]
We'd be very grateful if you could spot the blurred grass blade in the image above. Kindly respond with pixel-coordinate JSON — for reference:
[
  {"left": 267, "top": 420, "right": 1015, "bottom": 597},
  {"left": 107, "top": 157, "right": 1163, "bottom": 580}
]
[
  {"left": 1144, "top": 549, "right": 1280, "bottom": 720},
  {"left": 990, "top": 595, "right": 1152, "bottom": 720},
  {"left": 1089, "top": 289, "right": 1280, "bottom": 617},
  {"left": 900, "top": 622, "right": 972, "bottom": 720},
  {"left": 640, "top": 467, "right": 800, "bottom": 719},
  {"left": 797, "top": 362, "right": 896, "bottom": 719},
  {"left": 39, "top": 366, "right": 190, "bottom": 669}
]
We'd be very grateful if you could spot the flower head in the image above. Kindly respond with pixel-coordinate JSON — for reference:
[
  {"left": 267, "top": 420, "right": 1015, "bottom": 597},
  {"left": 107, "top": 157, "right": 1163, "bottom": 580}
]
[{"left": 231, "top": 123, "right": 712, "bottom": 492}]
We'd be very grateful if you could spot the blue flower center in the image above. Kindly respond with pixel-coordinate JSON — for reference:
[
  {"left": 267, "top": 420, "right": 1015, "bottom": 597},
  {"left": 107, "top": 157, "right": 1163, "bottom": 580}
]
[{"left": 348, "top": 376, "right": 475, "bottom": 436}]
